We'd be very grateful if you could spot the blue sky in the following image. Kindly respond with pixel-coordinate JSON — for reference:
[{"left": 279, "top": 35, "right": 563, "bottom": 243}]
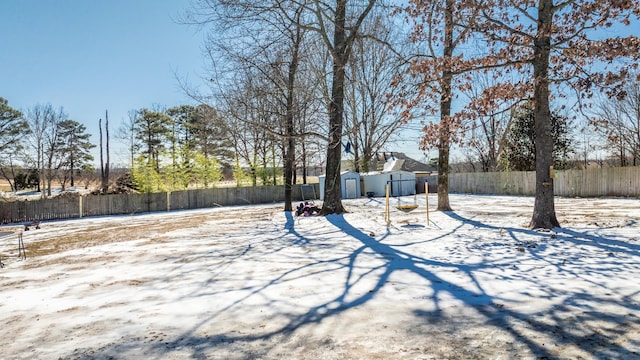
[
  {"left": 0, "top": 0, "right": 206, "bottom": 165},
  {"left": 0, "top": 0, "right": 432, "bottom": 166},
  {"left": 5, "top": 2, "right": 635, "bottom": 168}
]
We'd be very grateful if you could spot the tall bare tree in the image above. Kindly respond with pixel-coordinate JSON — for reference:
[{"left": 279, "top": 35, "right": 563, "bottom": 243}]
[
  {"left": 307, "top": 0, "right": 377, "bottom": 214},
  {"left": 344, "top": 15, "right": 407, "bottom": 173},
  {"left": 25, "top": 104, "right": 51, "bottom": 193},
  {"left": 222, "top": 75, "right": 280, "bottom": 186},
  {"left": 463, "top": 112, "right": 511, "bottom": 172},
  {"left": 184, "top": 0, "right": 313, "bottom": 211},
  {"left": 457, "top": 72, "right": 520, "bottom": 172},
  {"left": 25, "top": 103, "right": 66, "bottom": 196},
  {"left": 42, "top": 107, "right": 67, "bottom": 196}
]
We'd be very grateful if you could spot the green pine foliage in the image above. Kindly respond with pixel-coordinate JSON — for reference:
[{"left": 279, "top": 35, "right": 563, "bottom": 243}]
[
  {"left": 194, "top": 152, "right": 222, "bottom": 188},
  {"left": 56, "top": 119, "right": 95, "bottom": 187},
  {"left": 232, "top": 156, "right": 249, "bottom": 187},
  {"left": 132, "top": 157, "right": 166, "bottom": 193},
  {"left": 501, "top": 102, "right": 575, "bottom": 171}
]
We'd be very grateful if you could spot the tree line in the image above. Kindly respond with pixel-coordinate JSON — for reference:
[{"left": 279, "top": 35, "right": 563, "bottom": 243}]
[
  {"left": 178, "top": 0, "right": 639, "bottom": 229},
  {"left": 0, "top": 100, "right": 285, "bottom": 195},
  {"left": 2, "top": 0, "right": 639, "bottom": 229},
  {"left": 0, "top": 99, "right": 94, "bottom": 195}
]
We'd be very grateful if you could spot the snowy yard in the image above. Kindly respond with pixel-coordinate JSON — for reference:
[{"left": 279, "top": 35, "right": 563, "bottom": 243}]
[{"left": 1, "top": 194, "right": 639, "bottom": 359}]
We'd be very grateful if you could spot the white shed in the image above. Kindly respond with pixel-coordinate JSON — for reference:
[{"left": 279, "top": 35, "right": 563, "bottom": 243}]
[
  {"left": 361, "top": 170, "right": 416, "bottom": 198},
  {"left": 318, "top": 171, "right": 362, "bottom": 200}
]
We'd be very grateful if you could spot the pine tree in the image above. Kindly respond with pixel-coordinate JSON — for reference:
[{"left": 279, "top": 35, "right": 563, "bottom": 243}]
[
  {"left": 56, "top": 119, "right": 95, "bottom": 188},
  {"left": 502, "top": 103, "right": 574, "bottom": 171}
]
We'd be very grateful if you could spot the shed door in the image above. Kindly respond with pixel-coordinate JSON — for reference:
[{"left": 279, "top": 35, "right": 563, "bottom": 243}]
[{"left": 345, "top": 179, "right": 357, "bottom": 199}]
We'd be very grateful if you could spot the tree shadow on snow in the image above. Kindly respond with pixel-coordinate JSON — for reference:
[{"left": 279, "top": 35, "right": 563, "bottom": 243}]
[
  {"left": 71, "top": 210, "right": 640, "bottom": 359},
  {"left": 438, "top": 211, "right": 640, "bottom": 357}
]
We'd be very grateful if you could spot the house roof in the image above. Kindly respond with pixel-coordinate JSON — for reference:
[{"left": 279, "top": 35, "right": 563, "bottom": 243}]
[
  {"left": 378, "top": 152, "right": 436, "bottom": 172},
  {"left": 340, "top": 152, "right": 436, "bottom": 173}
]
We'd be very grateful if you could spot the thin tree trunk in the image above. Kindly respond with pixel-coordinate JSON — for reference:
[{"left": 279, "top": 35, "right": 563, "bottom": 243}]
[
  {"left": 302, "top": 142, "right": 308, "bottom": 184},
  {"left": 99, "top": 118, "right": 105, "bottom": 193},
  {"left": 70, "top": 152, "right": 75, "bottom": 187},
  {"left": 104, "top": 110, "right": 110, "bottom": 194},
  {"left": 37, "top": 143, "right": 43, "bottom": 193}
]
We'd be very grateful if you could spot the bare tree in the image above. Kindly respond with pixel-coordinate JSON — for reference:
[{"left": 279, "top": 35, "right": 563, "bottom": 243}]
[
  {"left": 294, "top": 72, "right": 327, "bottom": 184},
  {"left": 184, "top": 0, "right": 317, "bottom": 211},
  {"left": 222, "top": 75, "right": 279, "bottom": 186},
  {"left": 184, "top": 1, "right": 383, "bottom": 214},
  {"left": 590, "top": 76, "right": 640, "bottom": 166},
  {"left": 344, "top": 15, "right": 407, "bottom": 173},
  {"left": 25, "top": 104, "right": 50, "bottom": 193},
  {"left": 42, "top": 107, "right": 67, "bottom": 196},
  {"left": 463, "top": 112, "right": 511, "bottom": 172},
  {"left": 25, "top": 104, "right": 66, "bottom": 196},
  {"left": 116, "top": 109, "right": 140, "bottom": 169},
  {"left": 307, "top": 0, "right": 377, "bottom": 214},
  {"left": 571, "top": 114, "right": 604, "bottom": 169},
  {"left": 459, "top": 73, "right": 518, "bottom": 172}
]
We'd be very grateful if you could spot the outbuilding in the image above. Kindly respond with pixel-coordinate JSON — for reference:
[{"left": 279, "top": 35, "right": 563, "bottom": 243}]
[
  {"left": 318, "top": 171, "right": 362, "bottom": 200},
  {"left": 361, "top": 170, "right": 416, "bottom": 198}
]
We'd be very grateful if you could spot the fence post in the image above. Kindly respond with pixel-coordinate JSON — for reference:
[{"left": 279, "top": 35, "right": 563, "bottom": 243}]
[
  {"left": 167, "top": 191, "right": 171, "bottom": 212},
  {"left": 425, "top": 180, "right": 429, "bottom": 226},
  {"left": 79, "top": 195, "right": 83, "bottom": 218}
]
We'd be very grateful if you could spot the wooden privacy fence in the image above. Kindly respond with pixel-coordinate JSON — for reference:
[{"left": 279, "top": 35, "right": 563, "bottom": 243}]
[
  {"left": 2, "top": 167, "right": 637, "bottom": 225},
  {"left": 554, "top": 167, "right": 640, "bottom": 197},
  {"left": 0, "top": 184, "right": 319, "bottom": 225},
  {"left": 424, "top": 166, "right": 640, "bottom": 197}
]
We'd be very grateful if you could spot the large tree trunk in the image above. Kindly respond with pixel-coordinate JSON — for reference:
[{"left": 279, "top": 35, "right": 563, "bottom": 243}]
[
  {"left": 437, "top": 136, "right": 452, "bottom": 211},
  {"left": 284, "top": 134, "right": 294, "bottom": 211},
  {"left": 321, "top": 0, "right": 348, "bottom": 215},
  {"left": 530, "top": 0, "right": 559, "bottom": 229},
  {"left": 284, "top": 134, "right": 294, "bottom": 209},
  {"left": 436, "top": 0, "right": 454, "bottom": 212},
  {"left": 322, "top": 63, "right": 347, "bottom": 213},
  {"left": 283, "top": 20, "right": 302, "bottom": 212}
]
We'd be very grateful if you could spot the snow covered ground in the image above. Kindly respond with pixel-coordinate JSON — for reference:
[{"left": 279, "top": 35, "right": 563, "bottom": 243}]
[{"left": 1, "top": 194, "right": 639, "bottom": 359}]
